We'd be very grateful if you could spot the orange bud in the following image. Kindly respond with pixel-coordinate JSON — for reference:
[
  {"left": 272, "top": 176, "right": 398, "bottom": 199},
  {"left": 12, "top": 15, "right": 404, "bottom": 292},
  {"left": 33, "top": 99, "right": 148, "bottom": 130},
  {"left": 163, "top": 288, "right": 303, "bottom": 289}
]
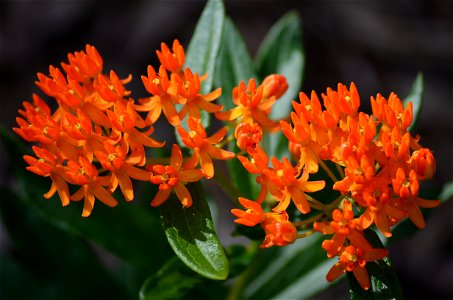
[{"left": 410, "top": 148, "right": 436, "bottom": 180}]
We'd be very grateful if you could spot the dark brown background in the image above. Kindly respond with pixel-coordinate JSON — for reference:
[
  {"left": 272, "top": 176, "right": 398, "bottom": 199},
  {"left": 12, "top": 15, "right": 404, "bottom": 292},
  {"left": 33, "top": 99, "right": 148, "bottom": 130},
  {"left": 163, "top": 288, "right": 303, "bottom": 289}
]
[{"left": 0, "top": 1, "right": 452, "bottom": 299}]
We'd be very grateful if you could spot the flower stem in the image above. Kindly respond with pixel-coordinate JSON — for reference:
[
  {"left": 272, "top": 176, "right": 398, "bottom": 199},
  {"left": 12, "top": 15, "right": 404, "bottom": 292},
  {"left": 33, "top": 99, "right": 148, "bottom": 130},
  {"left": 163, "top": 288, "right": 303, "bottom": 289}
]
[{"left": 317, "top": 156, "right": 338, "bottom": 182}]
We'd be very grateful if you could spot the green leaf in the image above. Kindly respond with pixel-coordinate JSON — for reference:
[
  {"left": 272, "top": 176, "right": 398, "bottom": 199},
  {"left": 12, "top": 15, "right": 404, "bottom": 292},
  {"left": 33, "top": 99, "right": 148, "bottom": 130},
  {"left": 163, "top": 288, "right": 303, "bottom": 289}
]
[
  {"left": 160, "top": 182, "right": 229, "bottom": 280},
  {"left": 0, "top": 127, "right": 172, "bottom": 274},
  {"left": 403, "top": 72, "right": 423, "bottom": 132},
  {"left": 255, "top": 11, "right": 305, "bottom": 120},
  {"left": 212, "top": 17, "right": 258, "bottom": 201},
  {"left": 235, "top": 234, "right": 331, "bottom": 299},
  {"left": 185, "top": 0, "right": 225, "bottom": 95},
  {"left": 347, "top": 230, "right": 403, "bottom": 300},
  {"left": 0, "top": 187, "right": 131, "bottom": 300},
  {"left": 214, "top": 17, "right": 257, "bottom": 110},
  {"left": 139, "top": 257, "right": 202, "bottom": 300},
  {"left": 439, "top": 180, "right": 453, "bottom": 203}
]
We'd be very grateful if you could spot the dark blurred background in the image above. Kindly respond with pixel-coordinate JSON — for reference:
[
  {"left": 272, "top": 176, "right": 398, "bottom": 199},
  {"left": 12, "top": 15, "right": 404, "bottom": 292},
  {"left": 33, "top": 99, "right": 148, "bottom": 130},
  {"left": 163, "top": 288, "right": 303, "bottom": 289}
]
[{"left": 0, "top": 1, "right": 452, "bottom": 299}]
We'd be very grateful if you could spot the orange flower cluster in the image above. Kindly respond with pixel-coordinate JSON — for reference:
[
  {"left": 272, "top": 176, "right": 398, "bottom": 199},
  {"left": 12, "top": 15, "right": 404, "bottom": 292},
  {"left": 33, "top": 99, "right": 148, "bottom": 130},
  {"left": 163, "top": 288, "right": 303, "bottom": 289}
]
[
  {"left": 230, "top": 81, "right": 439, "bottom": 288},
  {"left": 14, "top": 40, "right": 234, "bottom": 215}
]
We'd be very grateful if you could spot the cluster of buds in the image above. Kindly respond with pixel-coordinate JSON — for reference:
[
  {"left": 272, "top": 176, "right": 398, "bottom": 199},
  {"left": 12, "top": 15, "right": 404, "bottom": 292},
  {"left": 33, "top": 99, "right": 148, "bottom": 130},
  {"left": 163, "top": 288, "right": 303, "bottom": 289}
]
[{"left": 231, "top": 82, "right": 439, "bottom": 289}]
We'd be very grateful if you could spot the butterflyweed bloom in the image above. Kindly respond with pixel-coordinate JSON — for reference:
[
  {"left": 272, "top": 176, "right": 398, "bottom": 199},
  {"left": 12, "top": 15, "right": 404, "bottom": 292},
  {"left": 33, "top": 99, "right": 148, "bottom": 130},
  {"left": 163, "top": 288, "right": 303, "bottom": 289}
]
[
  {"left": 234, "top": 122, "right": 263, "bottom": 154},
  {"left": 65, "top": 156, "right": 118, "bottom": 217},
  {"left": 237, "top": 146, "right": 270, "bottom": 204},
  {"left": 174, "top": 68, "right": 223, "bottom": 121},
  {"left": 148, "top": 144, "right": 203, "bottom": 207},
  {"left": 95, "top": 141, "right": 151, "bottom": 201},
  {"left": 260, "top": 211, "right": 297, "bottom": 248},
  {"left": 156, "top": 39, "right": 185, "bottom": 73},
  {"left": 138, "top": 65, "right": 182, "bottom": 126},
  {"left": 177, "top": 118, "right": 235, "bottom": 178},
  {"left": 264, "top": 157, "right": 325, "bottom": 214},
  {"left": 326, "top": 245, "right": 388, "bottom": 290},
  {"left": 23, "top": 146, "right": 70, "bottom": 206},
  {"left": 231, "top": 197, "right": 297, "bottom": 248},
  {"left": 14, "top": 44, "right": 165, "bottom": 216},
  {"left": 231, "top": 197, "right": 264, "bottom": 227},
  {"left": 314, "top": 200, "right": 372, "bottom": 258},
  {"left": 215, "top": 75, "right": 287, "bottom": 131}
]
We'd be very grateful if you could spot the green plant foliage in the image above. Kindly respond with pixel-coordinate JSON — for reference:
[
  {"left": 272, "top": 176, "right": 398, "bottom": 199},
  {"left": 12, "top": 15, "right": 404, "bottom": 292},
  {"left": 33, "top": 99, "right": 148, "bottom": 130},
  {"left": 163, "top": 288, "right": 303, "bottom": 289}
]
[
  {"left": 185, "top": 0, "right": 225, "bottom": 95},
  {"left": 254, "top": 11, "right": 305, "bottom": 160},
  {"left": 347, "top": 230, "right": 403, "bottom": 300},
  {"left": 255, "top": 11, "right": 305, "bottom": 120},
  {"left": 160, "top": 182, "right": 229, "bottom": 280},
  {"left": 403, "top": 72, "right": 423, "bottom": 132},
  {"left": 139, "top": 257, "right": 202, "bottom": 300},
  {"left": 213, "top": 17, "right": 259, "bottom": 200},
  {"left": 233, "top": 234, "right": 332, "bottom": 299},
  {"left": 0, "top": 187, "right": 131, "bottom": 300},
  {"left": 214, "top": 17, "right": 257, "bottom": 110}
]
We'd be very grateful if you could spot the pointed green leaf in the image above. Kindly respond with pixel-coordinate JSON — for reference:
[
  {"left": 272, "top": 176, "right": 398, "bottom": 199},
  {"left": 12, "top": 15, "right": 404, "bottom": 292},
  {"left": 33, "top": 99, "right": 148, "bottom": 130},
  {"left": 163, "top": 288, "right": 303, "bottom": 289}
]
[
  {"left": 139, "top": 257, "right": 202, "bottom": 300},
  {"left": 185, "top": 0, "right": 225, "bottom": 95},
  {"left": 255, "top": 11, "right": 305, "bottom": 120},
  {"left": 160, "top": 182, "right": 229, "bottom": 280},
  {"left": 212, "top": 17, "right": 258, "bottom": 200},
  {"left": 403, "top": 72, "right": 423, "bottom": 132},
  {"left": 236, "top": 234, "right": 331, "bottom": 299},
  {"left": 214, "top": 17, "right": 257, "bottom": 110}
]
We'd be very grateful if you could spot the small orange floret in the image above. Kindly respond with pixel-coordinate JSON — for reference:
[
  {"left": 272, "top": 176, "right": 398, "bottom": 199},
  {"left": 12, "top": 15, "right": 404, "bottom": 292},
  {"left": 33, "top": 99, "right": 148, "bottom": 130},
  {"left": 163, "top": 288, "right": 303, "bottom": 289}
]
[
  {"left": 148, "top": 144, "right": 203, "bottom": 207},
  {"left": 260, "top": 211, "right": 297, "bottom": 248},
  {"left": 234, "top": 122, "right": 263, "bottom": 154},
  {"left": 156, "top": 39, "right": 185, "bottom": 73},
  {"left": 231, "top": 197, "right": 264, "bottom": 227}
]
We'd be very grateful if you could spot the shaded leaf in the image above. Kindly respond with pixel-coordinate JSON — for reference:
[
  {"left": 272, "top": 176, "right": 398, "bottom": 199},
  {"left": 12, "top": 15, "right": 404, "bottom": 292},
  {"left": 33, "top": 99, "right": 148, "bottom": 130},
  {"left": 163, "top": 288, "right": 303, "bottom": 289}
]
[
  {"left": 255, "top": 11, "right": 305, "bottom": 120},
  {"left": 185, "top": 0, "right": 225, "bottom": 95},
  {"left": 214, "top": 17, "right": 257, "bottom": 110},
  {"left": 235, "top": 234, "right": 331, "bottom": 299},
  {"left": 403, "top": 72, "right": 423, "bottom": 132},
  {"left": 139, "top": 257, "right": 202, "bottom": 300},
  {"left": 160, "top": 182, "right": 229, "bottom": 280}
]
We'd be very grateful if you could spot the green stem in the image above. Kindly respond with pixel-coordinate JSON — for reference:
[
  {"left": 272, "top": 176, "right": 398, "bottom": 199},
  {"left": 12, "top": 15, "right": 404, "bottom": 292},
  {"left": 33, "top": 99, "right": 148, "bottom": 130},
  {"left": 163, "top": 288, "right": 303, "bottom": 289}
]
[
  {"left": 292, "top": 213, "right": 323, "bottom": 227},
  {"left": 336, "top": 163, "right": 345, "bottom": 179},
  {"left": 317, "top": 156, "right": 338, "bottom": 182}
]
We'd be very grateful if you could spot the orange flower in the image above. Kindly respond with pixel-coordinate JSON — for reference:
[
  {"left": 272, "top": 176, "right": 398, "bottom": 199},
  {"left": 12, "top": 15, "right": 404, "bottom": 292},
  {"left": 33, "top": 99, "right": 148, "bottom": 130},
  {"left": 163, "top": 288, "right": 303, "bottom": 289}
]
[
  {"left": 314, "top": 200, "right": 371, "bottom": 258},
  {"left": 410, "top": 148, "right": 436, "bottom": 180},
  {"left": 215, "top": 78, "right": 279, "bottom": 131},
  {"left": 326, "top": 245, "right": 388, "bottom": 290},
  {"left": 66, "top": 156, "right": 117, "bottom": 217},
  {"left": 139, "top": 65, "right": 181, "bottom": 126},
  {"left": 23, "top": 146, "right": 70, "bottom": 206},
  {"left": 156, "top": 39, "right": 185, "bottom": 73},
  {"left": 237, "top": 145, "right": 270, "bottom": 204},
  {"left": 177, "top": 118, "right": 234, "bottom": 178},
  {"left": 61, "top": 44, "right": 103, "bottom": 83},
  {"left": 94, "top": 70, "right": 131, "bottom": 103},
  {"left": 234, "top": 122, "right": 263, "bottom": 154},
  {"left": 148, "top": 144, "right": 203, "bottom": 207},
  {"left": 175, "top": 68, "right": 223, "bottom": 121},
  {"left": 261, "top": 74, "right": 288, "bottom": 100},
  {"left": 231, "top": 197, "right": 264, "bottom": 226},
  {"left": 264, "top": 157, "right": 325, "bottom": 214},
  {"left": 95, "top": 141, "right": 150, "bottom": 201},
  {"left": 371, "top": 92, "right": 413, "bottom": 133},
  {"left": 261, "top": 211, "right": 297, "bottom": 248}
]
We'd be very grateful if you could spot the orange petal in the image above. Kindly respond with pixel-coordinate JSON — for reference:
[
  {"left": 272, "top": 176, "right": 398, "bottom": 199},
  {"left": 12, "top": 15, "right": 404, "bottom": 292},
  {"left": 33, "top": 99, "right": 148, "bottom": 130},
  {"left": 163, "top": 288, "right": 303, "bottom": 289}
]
[
  {"left": 179, "top": 169, "right": 203, "bottom": 182},
  {"left": 206, "top": 145, "right": 235, "bottom": 160},
  {"left": 174, "top": 182, "right": 192, "bottom": 207},
  {"left": 206, "top": 127, "right": 227, "bottom": 144},
  {"left": 291, "top": 188, "right": 310, "bottom": 214},
  {"left": 82, "top": 190, "right": 95, "bottom": 217},
  {"left": 199, "top": 151, "right": 214, "bottom": 178},
  {"left": 93, "top": 184, "right": 118, "bottom": 207},
  {"left": 170, "top": 144, "right": 183, "bottom": 170},
  {"left": 364, "top": 248, "right": 388, "bottom": 262},
  {"left": 150, "top": 189, "right": 171, "bottom": 207},
  {"left": 326, "top": 262, "right": 345, "bottom": 282},
  {"left": 353, "top": 266, "right": 371, "bottom": 290},
  {"left": 116, "top": 171, "right": 134, "bottom": 201},
  {"left": 408, "top": 205, "right": 425, "bottom": 229}
]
